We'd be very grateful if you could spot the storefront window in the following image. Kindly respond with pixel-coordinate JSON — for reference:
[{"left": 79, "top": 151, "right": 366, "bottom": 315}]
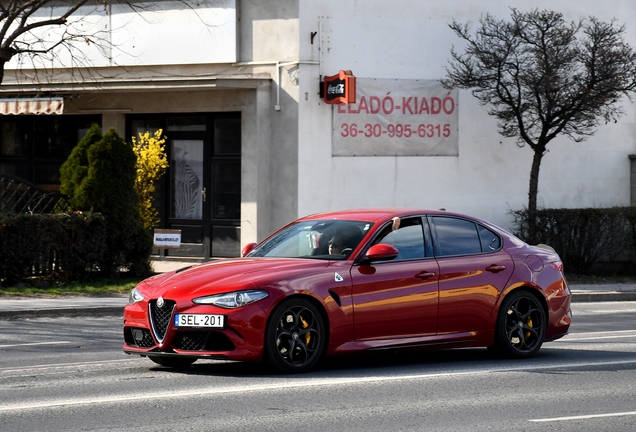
[
  {"left": 212, "top": 160, "right": 240, "bottom": 219},
  {"left": 131, "top": 119, "right": 162, "bottom": 137},
  {"left": 0, "top": 122, "right": 25, "bottom": 156},
  {"left": 167, "top": 116, "right": 206, "bottom": 132},
  {"left": 0, "top": 161, "right": 28, "bottom": 178},
  {"left": 214, "top": 118, "right": 241, "bottom": 155},
  {"left": 0, "top": 115, "right": 100, "bottom": 188},
  {"left": 171, "top": 139, "right": 204, "bottom": 219}
]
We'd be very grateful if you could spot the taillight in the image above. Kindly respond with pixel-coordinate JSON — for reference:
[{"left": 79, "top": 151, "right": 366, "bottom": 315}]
[{"left": 550, "top": 261, "right": 563, "bottom": 271}]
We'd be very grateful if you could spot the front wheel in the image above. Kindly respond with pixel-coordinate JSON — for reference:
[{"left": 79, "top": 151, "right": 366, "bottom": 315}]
[
  {"left": 492, "top": 290, "right": 546, "bottom": 358},
  {"left": 264, "top": 298, "right": 326, "bottom": 373}
]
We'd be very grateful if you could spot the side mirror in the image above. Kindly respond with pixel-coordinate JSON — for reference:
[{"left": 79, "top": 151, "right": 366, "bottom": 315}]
[
  {"left": 241, "top": 242, "right": 257, "bottom": 257},
  {"left": 364, "top": 244, "right": 399, "bottom": 262}
]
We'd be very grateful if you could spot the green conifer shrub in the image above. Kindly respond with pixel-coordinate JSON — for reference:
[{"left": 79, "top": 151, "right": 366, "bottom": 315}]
[
  {"left": 59, "top": 124, "right": 102, "bottom": 210},
  {"left": 60, "top": 127, "right": 152, "bottom": 277}
]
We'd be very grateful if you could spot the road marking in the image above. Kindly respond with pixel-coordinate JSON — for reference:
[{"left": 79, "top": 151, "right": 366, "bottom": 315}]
[
  {"left": 560, "top": 334, "right": 636, "bottom": 341},
  {"left": 561, "top": 330, "right": 636, "bottom": 340},
  {"left": 530, "top": 411, "right": 636, "bottom": 422},
  {"left": 0, "top": 341, "right": 71, "bottom": 348},
  {"left": 2, "top": 358, "right": 636, "bottom": 412},
  {"left": 569, "top": 330, "right": 636, "bottom": 336},
  {"left": 574, "top": 309, "right": 636, "bottom": 316},
  {"left": 0, "top": 358, "right": 133, "bottom": 372}
]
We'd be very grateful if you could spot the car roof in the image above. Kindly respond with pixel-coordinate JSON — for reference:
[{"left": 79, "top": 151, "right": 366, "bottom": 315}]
[{"left": 298, "top": 208, "right": 462, "bottom": 223}]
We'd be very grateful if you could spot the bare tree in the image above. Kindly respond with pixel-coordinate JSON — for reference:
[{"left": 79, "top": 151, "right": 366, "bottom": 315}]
[
  {"left": 0, "top": 0, "right": 217, "bottom": 87},
  {"left": 0, "top": 1, "right": 103, "bottom": 84},
  {"left": 442, "top": 9, "right": 636, "bottom": 243}
]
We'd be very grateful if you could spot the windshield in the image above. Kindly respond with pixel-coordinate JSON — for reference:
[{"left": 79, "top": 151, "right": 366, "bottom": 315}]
[{"left": 248, "top": 220, "right": 374, "bottom": 259}]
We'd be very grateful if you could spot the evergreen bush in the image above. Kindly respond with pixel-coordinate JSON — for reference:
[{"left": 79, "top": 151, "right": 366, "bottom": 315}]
[
  {"left": 59, "top": 124, "right": 102, "bottom": 210},
  {"left": 60, "top": 128, "right": 152, "bottom": 278}
]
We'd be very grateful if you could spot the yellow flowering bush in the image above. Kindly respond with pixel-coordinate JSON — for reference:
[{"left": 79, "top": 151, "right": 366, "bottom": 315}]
[{"left": 133, "top": 129, "right": 168, "bottom": 230}]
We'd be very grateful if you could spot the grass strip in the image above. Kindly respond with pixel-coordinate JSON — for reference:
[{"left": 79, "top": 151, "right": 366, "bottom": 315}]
[{"left": 0, "top": 278, "right": 141, "bottom": 297}]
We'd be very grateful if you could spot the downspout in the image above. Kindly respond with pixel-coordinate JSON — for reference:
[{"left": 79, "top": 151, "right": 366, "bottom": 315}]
[
  {"left": 234, "top": 60, "right": 319, "bottom": 111},
  {"left": 319, "top": 21, "right": 323, "bottom": 81}
]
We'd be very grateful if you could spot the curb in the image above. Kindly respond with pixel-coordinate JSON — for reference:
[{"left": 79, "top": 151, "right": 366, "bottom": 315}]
[
  {"left": 0, "top": 306, "right": 124, "bottom": 319},
  {"left": 570, "top": 292, "right": 636, "bottom": 303},
  {"left": 1, "top": 292, "right": 635, "bottom": 319}
]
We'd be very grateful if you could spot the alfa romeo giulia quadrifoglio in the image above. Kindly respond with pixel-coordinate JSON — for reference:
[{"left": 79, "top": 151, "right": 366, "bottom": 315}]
[{"left": 123, "top": 209, "right": 571, "bottom": 373}]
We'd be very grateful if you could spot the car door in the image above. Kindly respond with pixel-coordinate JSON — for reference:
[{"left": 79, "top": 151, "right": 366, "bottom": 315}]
[
  {"left": 430, "top": 216, "right": 514, "bottom": 335},
  {"left": 351, "top": 217, "right": 439, "bottom": 340}
]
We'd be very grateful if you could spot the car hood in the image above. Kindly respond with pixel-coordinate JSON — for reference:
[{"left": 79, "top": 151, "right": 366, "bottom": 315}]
[{"left": 140, "top": 258, "right": 330, "bottom": 299}]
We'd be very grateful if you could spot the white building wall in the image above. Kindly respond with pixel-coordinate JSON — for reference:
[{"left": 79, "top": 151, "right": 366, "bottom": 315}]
[
  {"left": 238, "top": 0, "right": 301, "bottom": 235},
  {"left": 298, "top": 0, "right": 636, "bottom": 231},
  {"left": 7, "top": 0, "right": 237, "bottom": 69},
  {"left": 2, "top": 0, "right": 634, "bottom": 242}
]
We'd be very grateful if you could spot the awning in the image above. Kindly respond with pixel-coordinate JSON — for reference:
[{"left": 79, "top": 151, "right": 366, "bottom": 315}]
[{"left": 0, "top": 97, "right": 64, "bottom": 115}]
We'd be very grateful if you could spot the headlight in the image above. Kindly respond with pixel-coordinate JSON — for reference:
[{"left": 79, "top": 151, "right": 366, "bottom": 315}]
[
  {"left": 192, "top": 290, "right": 269, "bottom": 309},
  {"left": 128, "top": 287, "right": 144, "bottom": 304}
]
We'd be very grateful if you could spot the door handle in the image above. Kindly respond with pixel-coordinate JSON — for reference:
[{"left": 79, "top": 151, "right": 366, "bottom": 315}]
[
  {"left": 415, "top": 271, "right": 436, "bottom": 280},
  {"left": 201, "top": 187, "right": 207, "bottom": 202},
  {"left": 486, "top": 264, "right": 506, "bottom": 273}
]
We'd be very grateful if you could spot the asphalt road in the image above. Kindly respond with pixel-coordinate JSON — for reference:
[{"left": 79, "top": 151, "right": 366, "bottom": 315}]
[{"left": 1, "top": 302, "right": 636, "bottom": 431}]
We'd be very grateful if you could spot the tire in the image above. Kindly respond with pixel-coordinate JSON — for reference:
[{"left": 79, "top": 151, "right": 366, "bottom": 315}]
[
  {"left": 264, "top": 298, "right": 326, "bottom": 373},
  {"left": 492, "top": 290, "right": 546, "bottom": 358},
  {"left": 148, "top": 356, "right": 197, "bottom": 368}
]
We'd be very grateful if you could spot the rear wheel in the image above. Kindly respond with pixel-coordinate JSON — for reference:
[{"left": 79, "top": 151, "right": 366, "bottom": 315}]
[
  {"left": 493, "top": 290, "right": 546, "bottom": 358},
  {"left": 264, "top": 298, "right": 326, "bottom": 373},
  {"left": 148, "top": 356, "right": 197, "bottom": 368}
]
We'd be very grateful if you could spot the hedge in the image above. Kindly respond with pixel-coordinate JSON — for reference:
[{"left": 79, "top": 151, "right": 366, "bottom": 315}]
[
  {"left": 511, "top": 207, "right": 635, "bottom": 274},
  {"left": 0, "top": 212, "right": 108, "bottom": 283},
  {"left": 59, "top": 126, "right": 152, "bottom": 278}
]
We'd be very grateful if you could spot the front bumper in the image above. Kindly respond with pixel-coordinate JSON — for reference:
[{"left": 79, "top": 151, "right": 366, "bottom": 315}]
[{"left": 123, "top": 298, "right": 269, "bottom": 362}]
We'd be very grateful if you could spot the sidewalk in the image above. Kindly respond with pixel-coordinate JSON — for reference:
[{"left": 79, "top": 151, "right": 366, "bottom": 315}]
[
  {"left": 1, "top": 282, "right": 635, "bottom": 319},
  {"left": 1, "top": 259, "right": 636, "bottom": 319},
  {"left": 569, "top": 283, "right": 636, "bottom": 303}
]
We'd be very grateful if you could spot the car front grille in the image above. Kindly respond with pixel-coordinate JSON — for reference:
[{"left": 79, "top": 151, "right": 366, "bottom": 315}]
[
  {"left": 149, "top": 299, "right": 176, "bottom": 342},
  {"left": 124, "top": 327, "right": 155, "bottom": 348},
  {"left": 174, "top": 331, "right": 208, "bottom": 351},
  {"left": 173, "top": 331, "right": 236, "bottom": 352}
]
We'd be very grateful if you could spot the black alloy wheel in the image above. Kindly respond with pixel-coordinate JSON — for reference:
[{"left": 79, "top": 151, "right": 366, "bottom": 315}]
[
  {"left": 148, "top": 356, "right": 197, "bottom": 368},
  {"left": 264, "top": 298, "right": 326, "bottom": 373},
  {"left": 493, "top": 290, "right": 546, "bottom": 358}
]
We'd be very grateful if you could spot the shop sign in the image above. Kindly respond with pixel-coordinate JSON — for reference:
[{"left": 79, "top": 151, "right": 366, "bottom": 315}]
[
  {"left": 322, "top": 70, "right": 356, "bottom": 104},
  {"left": 154, "top": 229, "right": 181, "bottom": 249},
  {"left": 332, "top": 78, "right": 458, "bottom": 156}
]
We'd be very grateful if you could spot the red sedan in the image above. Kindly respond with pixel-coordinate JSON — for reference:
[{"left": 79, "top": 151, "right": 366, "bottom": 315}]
[{"left": 123, "top": 209, "right": 571, "bottom": 373}]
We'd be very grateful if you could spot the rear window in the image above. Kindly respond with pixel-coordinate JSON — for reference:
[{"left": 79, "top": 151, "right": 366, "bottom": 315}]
[{"left": 432, "top": 217, "right": 502, "bottom": 256}]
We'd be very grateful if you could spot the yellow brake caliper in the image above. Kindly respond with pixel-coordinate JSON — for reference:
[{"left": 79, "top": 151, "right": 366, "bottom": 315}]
[
  {"left": 300, "top": 316, "right": 310, "bottom": 344},
  {"left": 525, "top": 316, "right": 533, "bottom": 339}
]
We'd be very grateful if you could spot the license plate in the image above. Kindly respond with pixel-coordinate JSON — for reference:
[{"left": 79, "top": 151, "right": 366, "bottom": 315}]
[{"left": 174, "top": 314, "right": 224, "bottom": 328}]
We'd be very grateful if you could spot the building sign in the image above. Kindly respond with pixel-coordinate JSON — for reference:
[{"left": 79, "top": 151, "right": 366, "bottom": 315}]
[
  {"left": 154, "top": 229, "right": 182, "bottom": 249},
  {"left": 332, "top": 79, "right": 458, "bottom": 156},
  {"left": 323, "top": 70, "right": 356, "bottom": 104}
]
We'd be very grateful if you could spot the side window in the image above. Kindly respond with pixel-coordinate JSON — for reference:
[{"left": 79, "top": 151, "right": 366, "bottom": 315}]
[
  {"left": 432, "top": 217, "right": 482, "bottom": 257},
  {"left": 375, "top": 218, "right": 426, "bottom": 261},
  {"left": 478, "top": 225, "right": 501, "bottom": 252}
]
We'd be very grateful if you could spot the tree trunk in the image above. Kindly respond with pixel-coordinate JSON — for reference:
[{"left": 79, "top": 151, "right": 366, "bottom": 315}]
[{"left": 527, "top": 146, "right": 545, "bottom": 244}]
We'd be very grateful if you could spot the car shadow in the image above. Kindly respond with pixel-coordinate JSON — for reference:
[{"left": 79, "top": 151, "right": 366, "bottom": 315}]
[{"left": 147, "top": 345, "right": 636, "bottom": 378}]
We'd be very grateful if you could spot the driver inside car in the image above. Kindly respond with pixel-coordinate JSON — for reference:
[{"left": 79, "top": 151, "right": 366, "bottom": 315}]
[
  {"left": 328, "top": 235, "right": 345, "bottom": 255},
  {"left": 328, "top": 225, "right": 364, "bottom": 257}
]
